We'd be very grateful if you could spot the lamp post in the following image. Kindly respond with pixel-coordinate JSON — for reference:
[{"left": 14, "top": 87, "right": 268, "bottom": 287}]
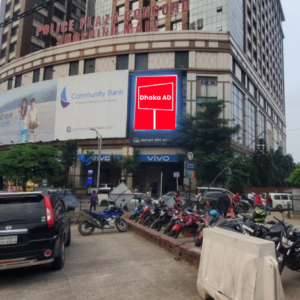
[{"left": 90, "top": 128, "right": 102, "bottom": 191}]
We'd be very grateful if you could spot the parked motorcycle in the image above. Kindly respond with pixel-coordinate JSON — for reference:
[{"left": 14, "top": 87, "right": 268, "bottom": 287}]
[
  {"left": 151, "top": 205, "right": 174, "bottom": 232},
  {"left": 129, "top": 205, "right": 144, "bottom": 221},
  {"left": 143, "top": 204, "right": 162, "bottom": 227},
  {"left": 78, "top": 206, "right": 128, "bottom": 235},
  {"left": 137, "top": 205, "right": 152, "bottom": 224},
  {"left": 163, "top": 209, "right": 181, "bottom": 235}
]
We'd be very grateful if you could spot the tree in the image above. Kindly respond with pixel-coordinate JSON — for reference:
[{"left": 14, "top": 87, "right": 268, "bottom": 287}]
[
  {"left": 285, "top": 163, "right": 300, "bottom": 186},
  {"left": 170, "top": 100, "right": 240, "bottom": 185},
  {"left": 58, "top": 140, "right": 78, "bottom": 186},
  {"left": 110, "top": 149, "right": 140, "bottom": 183},
  {"left": 0, "top": 144, "right": 63, "bottom": 190}
]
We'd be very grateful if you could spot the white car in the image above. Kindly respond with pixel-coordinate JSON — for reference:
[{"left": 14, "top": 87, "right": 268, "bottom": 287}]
[
  {"left": 97, "top": 188, "right": 113, "bottom": 206},
  {"left": 87, "top": 184, "right": 113, "bottom": 195},
  {"left": 261, "top": 193, "right": 293, "bottom": 210}
]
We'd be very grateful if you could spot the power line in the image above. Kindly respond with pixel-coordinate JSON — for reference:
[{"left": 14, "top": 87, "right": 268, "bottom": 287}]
[{"left": 0, "top": 0, "right": 59, "bottom": 29}]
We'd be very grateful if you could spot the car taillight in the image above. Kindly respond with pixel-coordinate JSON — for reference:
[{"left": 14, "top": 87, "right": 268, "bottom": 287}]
[{"left": 44, "top": 196, "right": 54, "bottom": 227}]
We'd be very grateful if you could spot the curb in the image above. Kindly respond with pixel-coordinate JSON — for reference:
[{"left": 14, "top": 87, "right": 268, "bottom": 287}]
[{"left": 126, "top": 219, "right": 201, "bottom": 268}]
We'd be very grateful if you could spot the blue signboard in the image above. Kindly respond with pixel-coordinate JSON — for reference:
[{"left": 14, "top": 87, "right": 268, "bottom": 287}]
[
  {"left": 77, "top": 154, "right": 122, "bottom": 165},
  {"left": 186, "top": 162, "right": 195, "bottom": 170},
  {"left": 129, "top": 70, "right": 182, "bottom": 146},
  {"left": 137, "top": 154, "right": 184, "bottom": 162}
]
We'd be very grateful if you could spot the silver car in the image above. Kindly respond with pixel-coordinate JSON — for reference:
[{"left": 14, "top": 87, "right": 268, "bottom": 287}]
[{"left": 125, "top": 193, "right": 159, "bottom": 211}]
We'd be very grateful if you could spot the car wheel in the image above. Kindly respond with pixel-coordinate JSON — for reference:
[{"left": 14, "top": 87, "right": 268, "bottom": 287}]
[
  {"left": 52, "top": 237, "right": 65, "bottom": 270},
  {"left": 65, "top": 227, "right": 71, "bottom": 247}
]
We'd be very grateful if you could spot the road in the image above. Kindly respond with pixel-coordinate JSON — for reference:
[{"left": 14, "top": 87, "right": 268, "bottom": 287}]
[{"left": 0, "top": 227, "right": 201, "bottom": 300}]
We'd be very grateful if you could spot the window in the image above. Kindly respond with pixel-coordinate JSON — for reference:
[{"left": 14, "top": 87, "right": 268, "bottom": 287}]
[
  {"left": 175, "top": 52, "right": 189, "bottom": 68},
  {"left": 15, "top": 74, "right": 22, "bottom": 88},
  {"left": 57, "top": 0, "right": 66, "bottom": 6},
  {"left": 248, "top": 101, "right": 256, "bottom": 149},
  {"left": 135, "top": 53, "right": 148, "bottom": 70},
  {"left": 69, "top": 61, "right": 79, "bottom": 76},
  {"left": 118, "top": 22, "right": 124, "bottom": 33},
  {"left": 30, "top": 43, "right": 43, "bottom": 53},
  {"left": 117, "top": 5, "right": 125, "bottom": 16},
  {"left": 84, "top": 58, "right": 95, "bottom": 74},
  {"left": 33, "top": 12, "right": 46, "bottom": 24},
  {"left": 11, "top": 26, "right": 18, "bottom": 37},
  {"left": 33, "top": 69, "right": 40, "bottom": 83},
  {"left": 232, "top": 85, "right": 245, "bottom": 145},
  {"left": 44, "top": 66, "right": 53, "bottom": 80},
  {"left": 7, "top": 78, "right": 13, "bottom": 90},
  {"left": 15, "top": 0, "right": 20, "bottom": 4},
  {"left": 216, "top": 6, "right": 222, "bottom": 12},
  {"left": 241, "top": 70, "right": 246, "bottom": 86},
  {"left": 53, "top": 7, "right": 65, "bottom": 20},
  {"left": 116, "top": 55, "right": 128, "bottom": 70},
  {"left": 9, "top": 42, "right": 16, "bottom": 53},
  {"left": 2, "top": 33, "right": 8, "bottom": 43},
  {"left": 13, "top": 9, "right": 20, "bottom": 17},
  {"left": 0, "top": 48, "right": 6, "bottom": 59},
  {"left": 196, "top": 77, "right": 218, "bottom": 103},
  {"left": 158, "top": 26, "right": 165, "bottom": 32},
  {"left": 35, "top": 0, "right": 44, "bottom": 5},
  {"left": 130, "top": 1, "right": 139, "bottom": 11},
  {"left": 172, "top": 21, "right": 182, "bottom": 31},
  {"left": 5, "top": 3, "right": 11, "bottom": 13}
]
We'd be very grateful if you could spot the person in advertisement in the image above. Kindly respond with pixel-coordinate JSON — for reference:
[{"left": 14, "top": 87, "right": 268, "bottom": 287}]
[
  {"left": 18, "top": 98, "right": 29, "bottom": 143},
  {"left": 28, "top": 98, "right": 40, "bottom": 143}
]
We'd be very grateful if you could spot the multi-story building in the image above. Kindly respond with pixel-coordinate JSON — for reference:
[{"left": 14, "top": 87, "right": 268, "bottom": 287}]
[{"left": 0, "top": 0, "right": 286, "bottom": 193}]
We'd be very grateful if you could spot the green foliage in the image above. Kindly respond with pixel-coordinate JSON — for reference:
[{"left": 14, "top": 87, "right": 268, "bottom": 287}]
[
  {"left": 285, "top": 163, "right": 300, "bottom": 186},
  {"left": 0, "top": 144, "right": 63, "bottom": 189},
  {"left": 58, "top": 140, "right": 78, "bottom": 185},
  {"left": 171, "top": 100, "right": 240, "bottom": 185}
]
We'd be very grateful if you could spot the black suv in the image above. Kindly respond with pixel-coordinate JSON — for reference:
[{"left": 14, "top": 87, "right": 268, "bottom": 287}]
[{"left": 0, "top": 192, "right": 72, "bottom": 271}]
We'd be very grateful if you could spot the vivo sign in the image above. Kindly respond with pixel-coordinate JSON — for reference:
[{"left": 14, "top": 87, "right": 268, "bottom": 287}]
[{"left": 137, "top": 155, "right": 182, "bottom": 162}]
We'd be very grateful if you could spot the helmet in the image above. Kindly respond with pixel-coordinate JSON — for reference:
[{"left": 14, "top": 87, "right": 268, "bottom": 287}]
[
  {"left": 252, "top": 208, "right": 267, "bottom": 223},
  {"left": 108, "top": 205, "right": 115, "bottom": 211},
  {"left": 209, "top": 210, "right": 219, "bottom": 217}
]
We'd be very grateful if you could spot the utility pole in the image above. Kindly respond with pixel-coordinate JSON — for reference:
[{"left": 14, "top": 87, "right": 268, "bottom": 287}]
[{"left": 90, "top": 128, "right": 102, "bottom": 191}]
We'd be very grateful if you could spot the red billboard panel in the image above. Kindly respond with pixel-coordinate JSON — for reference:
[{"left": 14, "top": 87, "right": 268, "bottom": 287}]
[{"left": 134, "top": 76, "right": 177, "bottom": 130}]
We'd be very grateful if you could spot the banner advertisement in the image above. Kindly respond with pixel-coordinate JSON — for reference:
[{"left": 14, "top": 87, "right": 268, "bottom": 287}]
[
  {"left": 55, "top": 70, "right": 129, "bottom": 140},
  {"left": 0, "top": 71, "right": 129, "bottom": 145},
  {"left": 0, "top": 80, "right": 57, "bottom": 144},
  {"left": 129, "top": 71, "right": 182, "bottom": 146}
]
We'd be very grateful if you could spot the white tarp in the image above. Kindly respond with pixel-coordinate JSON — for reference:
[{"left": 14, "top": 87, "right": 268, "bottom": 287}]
[
  {"left": 109, "top": 182, "right": 133, "bottom": 209},
  {"left": 54, "top": 70, "right": 129, "bottom": 140}
]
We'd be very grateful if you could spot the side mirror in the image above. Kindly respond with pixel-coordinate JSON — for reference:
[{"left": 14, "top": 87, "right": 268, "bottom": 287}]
[{"left": 67, "top": 206, "right": 75, "bottom": 212}]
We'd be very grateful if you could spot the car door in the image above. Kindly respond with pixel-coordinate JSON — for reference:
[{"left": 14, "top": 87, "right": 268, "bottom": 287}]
[
  {"left": 273, "top": 195, "right": 281, "bottom": 209},
  {"left": 280, "top": 194, "right": 289, "bottom": 209},
  {"left": 52, "top": 196, "right": 67, "bottom": 240}
]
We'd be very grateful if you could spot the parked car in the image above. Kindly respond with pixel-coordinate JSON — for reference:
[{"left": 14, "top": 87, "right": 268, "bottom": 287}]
[
  {"left": 196, "top": 187, "right": 232, "bottom": 195},
  {"left": 86, "top": 184, "right": 113, "bottom": 195},
  {"left": 0, "top": 192, "right": 73, "bottom": 271},
  {"left": 62, "top": 194, "right": 80, "bottom": 209},
  {"left": 162, "top": 191, "right": 197, "bottom": 207},
  {"left": 261, "top": 193, "right": 293, "bottom": 210},
  {"left": 125, "top": 193, "right": 159, "bottom": 211},
  {"left": 97, "top": 187, "right": 113, "bottom": 206},
  {"left": 198, "top": 191, "right": 250, "bottom": 212}
]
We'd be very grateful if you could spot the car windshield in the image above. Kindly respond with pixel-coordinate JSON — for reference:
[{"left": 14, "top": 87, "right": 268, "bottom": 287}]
[
  {"left": 62, "top": 194, "right": 80, "bottom": 207},
  {"left": 0, "top": 195, "right": 46, "bottom": 223}
]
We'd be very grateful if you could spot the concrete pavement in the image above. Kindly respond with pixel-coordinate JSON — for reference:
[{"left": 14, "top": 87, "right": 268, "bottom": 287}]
[{"left": 0, "top": 227, "right": 201, "bottom": 300}]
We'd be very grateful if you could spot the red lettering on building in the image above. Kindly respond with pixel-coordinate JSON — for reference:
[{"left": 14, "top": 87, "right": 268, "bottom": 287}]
[
  {"left": 80, "top": 18, "right": 86, "bottom": 30},
  {"left": 124, "top": 23, "right": 133, "bottom": 34},
  {"left": 81, "top": 31, "right": 88, "bottom": 40},
  {"left": 69, "top": 20, "right": 74, "bottom": 31},
  {"left": 151, "top": 5, "right": 159, "bottom": 17},
  {"left": 162, "top": 4, "right": 169, "bottom": 15},
  {"left": 36, "top": 25, "right": 43, "bottom": 36},
  {"left": 105, "top": 14, "right": 110, "bottom": 25},
  {"left": 95, "top": 16, "right": 101, "bottom": 27},
  {"left": 61, "top": 21, "right": 68, "bottom": 33},
  {"left": 73, "top": 32, "right": 80, "bottom": 42},
  {"left": 142, "top": 7, "right": 151, "bottom": 19},
  {"left": 134, "top": 9, "right": 140, "bottom": 20},
  {"left": 125, "top": 10, "right": 132, "bottom": 22},
  {"left": 171, "top": 2, "right": 179, "bottom": 14},
  {"left": 89, "top": 30, "right": 95, "bottom": 39},
  {"left": 112, "top": 12, "right": 119, "bottom": 23},
  {"left": 64, "top": 33, "right": 72, "bottom": 44},
  {"left": 182, "top": 0, "right": 189, "bottom": 12},
  {"left": 43, "top": 24, "right": 49, "bottom": 35}
]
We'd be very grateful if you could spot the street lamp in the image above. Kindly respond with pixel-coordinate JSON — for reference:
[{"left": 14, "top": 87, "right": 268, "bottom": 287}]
[{"left": 90, "top": 128, "right": 102, "bottom": 191}]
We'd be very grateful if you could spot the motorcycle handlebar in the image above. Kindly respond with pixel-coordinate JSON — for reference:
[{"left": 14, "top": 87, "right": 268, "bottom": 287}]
[{"left": 273, "top": 216, "right": 283, "bottom": 223}]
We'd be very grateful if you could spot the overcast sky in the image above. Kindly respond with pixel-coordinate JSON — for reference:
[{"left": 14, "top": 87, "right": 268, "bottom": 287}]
[{"left": 281, "top": 0, "right": 300, "bottom": 163}]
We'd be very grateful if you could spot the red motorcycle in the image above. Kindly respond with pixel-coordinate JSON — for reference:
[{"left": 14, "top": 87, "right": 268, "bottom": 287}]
[
  {"left": 168, "top": 211, "right": 201, "bottom": 239},
  {"left": 137, "top": 205, "right": 152, "bottom": 224}
]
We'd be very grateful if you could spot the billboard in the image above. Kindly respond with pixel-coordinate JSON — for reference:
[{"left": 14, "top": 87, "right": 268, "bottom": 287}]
[
  {"left": 0, "top": 80, "right": 57, "bottom": 144},
  {"left": 129, "top": 71, "right": 182, "bottom": 146},
  {"left": 55, "top": 70, "right": 129, "bottom": 140},
  {"left": 0, "top": 71, "right": 129, "bottom": 145}
]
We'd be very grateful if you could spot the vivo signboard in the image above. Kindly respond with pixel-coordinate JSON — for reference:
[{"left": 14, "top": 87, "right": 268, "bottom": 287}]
[
  {"left": 0, "top": 71, "right": 128, "bottom": 145},
  {"left": 129, "top": 71, "right": 182, "bottom": 146}
]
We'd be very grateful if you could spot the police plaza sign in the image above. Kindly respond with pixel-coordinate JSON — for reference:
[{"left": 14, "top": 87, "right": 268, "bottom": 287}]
[{"left": 36, "top": 0, "right": 190, "bottom": 46}]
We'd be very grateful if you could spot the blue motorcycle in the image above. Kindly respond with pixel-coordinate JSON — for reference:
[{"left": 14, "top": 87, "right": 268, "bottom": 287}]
[
  {"left": 129, "top": 204, "right": 145, "bottom": 221},
  {"left": 78, "top": 206, "right": 128, "bottom": 236}
]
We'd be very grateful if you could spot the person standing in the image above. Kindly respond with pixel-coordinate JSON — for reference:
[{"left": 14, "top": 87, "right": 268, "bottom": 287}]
[
  {"left": 254, "top": 194, "right": 264, "bottom": 209},
  {"left": 265, "top": 192, "right": 272, "bottom": 215},
  {"left": 174, "top": 190, "right": 182, "bottom": 210},
  {"left": 90, "top": 190, "right": 98, "bottom": 212},
  {"left": 217, "top": 190, "right": 230, "bottom": 218},
  {"left": 228, "top": 193, "right": 235, "bottom": 219},
  {"left": 145, "top": 187, "right": 152, "bottom": 206},
  {"left": 28, "top": 98, "right": 40, "bottom": 143}
]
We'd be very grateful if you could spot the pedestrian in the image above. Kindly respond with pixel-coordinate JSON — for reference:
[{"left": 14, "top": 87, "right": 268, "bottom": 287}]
[
  {"left": 174, "top": 190, "right": 182, "bottom": 210},
  {"left": 265, "top": 192, "right": 272, "bottom": 215},
  {"left": 217, "top": 190, "right": 230, "bottom": 218},
  {"left": 145, "top": 187, "right": 152, "bottom": 206},
  {"left": 228, "top": 193, "right": 235, "bottom": 219},
  {"left": 254, "top": 194, "right": 264, "bottom": 209},
  {"left": 90, "top": 190, "right": 98, "bottom": 212},
  {"left": 234, "top": 192, "right": 240, "bottom": 203}
]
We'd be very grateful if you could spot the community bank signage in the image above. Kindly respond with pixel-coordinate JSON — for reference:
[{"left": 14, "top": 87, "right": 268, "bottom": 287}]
[{"left": 36, "top": 0, "right": 190, "bottom": 45}]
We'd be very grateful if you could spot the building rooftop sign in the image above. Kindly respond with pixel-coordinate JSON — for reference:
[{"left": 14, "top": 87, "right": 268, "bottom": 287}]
[{"left": 36, "top": 0, "right": 190, "bottom": 46}]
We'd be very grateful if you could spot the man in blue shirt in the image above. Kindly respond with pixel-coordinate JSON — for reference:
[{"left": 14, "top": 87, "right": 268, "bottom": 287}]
[{"left": 90, "top": 190, "right": 98, "bottom": 212}]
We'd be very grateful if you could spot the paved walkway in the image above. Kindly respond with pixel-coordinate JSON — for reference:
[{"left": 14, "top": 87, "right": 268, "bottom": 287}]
[{"left": 0, "top": 227, "right": 201, "bottom": 300}]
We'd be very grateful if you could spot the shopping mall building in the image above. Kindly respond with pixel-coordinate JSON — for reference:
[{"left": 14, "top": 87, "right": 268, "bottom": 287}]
[{"left": 0, "top": 0, "right": 286, "bottom": 194}]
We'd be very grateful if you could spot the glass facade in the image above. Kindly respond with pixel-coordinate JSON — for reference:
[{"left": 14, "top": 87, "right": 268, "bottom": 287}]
[
  {"left": 248, "top": 100, "right": 256, "bottom": 149},
  {"left": 232, "top": 85, "right": 244, "bottom": 145},
  {"left": 229, "top": 0, "right": 244, "bottom": 49},
  {"left": 196, "top": 77, "right": 218, "bottom": 103},
  {"left": 189, "top": 0, "right": 229, "bottom": 31},
  {"left": 258, "top": 112, "right": 266, "bottom": 140}
]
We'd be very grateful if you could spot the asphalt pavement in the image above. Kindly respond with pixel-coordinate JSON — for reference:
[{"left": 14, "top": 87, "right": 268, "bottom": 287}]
[{"left": 0, "top": 227, "right": 201, "bottom": 300}]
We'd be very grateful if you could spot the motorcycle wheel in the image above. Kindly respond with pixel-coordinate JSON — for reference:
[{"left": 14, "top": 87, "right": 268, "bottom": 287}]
[
  {"left": 78, "top": 220, "right": 95, "bottom": 236},
  {"left": 129, "top": 215, "right": 135, "bottom": 220},
  {"left": 164, "top": 223, "right": 174, "bottom": 234},
  {"left": 174, "top": 229, "right": 181, "bottom": 239},
  {"left": 168, "top": 230, "right": 176, "bottom": 237},
  {"left": 156, "top": 223, "right": 163, "bottom": 232},
  {"left": 143, "top": 219, "right": 149, "bottom": 226},
  {"left": 148, "top": 219, "right": 154, "bottom": 228},
  {"left": 151, "top": 220, "right": 158, "bottom": 230},
  {"left": 115, "top": 218, "right": 128, "bottom": 232},
  {"left": 195, "top": 239, "right": 203, "bottom": 247}
]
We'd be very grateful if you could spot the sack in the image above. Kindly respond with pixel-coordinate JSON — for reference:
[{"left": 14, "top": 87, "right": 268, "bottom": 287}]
[{"left": 252, "top": 208, "right": 267, "bottom": 223}]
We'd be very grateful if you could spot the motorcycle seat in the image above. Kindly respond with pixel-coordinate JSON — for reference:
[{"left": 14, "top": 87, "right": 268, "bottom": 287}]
[{"left": 268, "top": 224, "right": 282, "bottom": 236}]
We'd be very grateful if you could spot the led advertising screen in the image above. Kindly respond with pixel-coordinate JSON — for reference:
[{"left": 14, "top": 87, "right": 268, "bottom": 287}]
[{"left": 129, "top": 71, "right": 182, "bottom": 146}]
